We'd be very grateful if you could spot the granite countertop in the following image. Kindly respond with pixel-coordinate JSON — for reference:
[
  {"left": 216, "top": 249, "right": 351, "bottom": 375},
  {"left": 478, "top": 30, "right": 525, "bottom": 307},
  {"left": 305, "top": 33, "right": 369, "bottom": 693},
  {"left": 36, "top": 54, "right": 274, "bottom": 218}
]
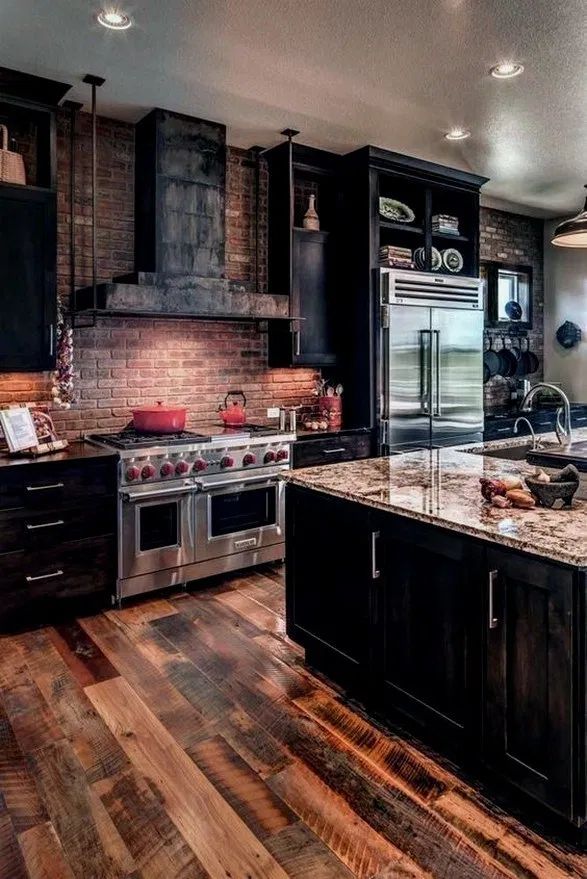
[
  {"left": 0, "top": 440, "right": 117, "bottom": 470},
  {"left": 284, "top": 446, "right": 587, "bottom": 567}
]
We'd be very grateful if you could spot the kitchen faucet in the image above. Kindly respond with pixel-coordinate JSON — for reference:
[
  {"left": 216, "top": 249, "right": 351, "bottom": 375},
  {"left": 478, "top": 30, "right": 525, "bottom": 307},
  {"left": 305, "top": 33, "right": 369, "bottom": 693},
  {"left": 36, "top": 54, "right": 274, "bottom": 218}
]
[
  {"left": 513, "top": 417, "right": 538, "bottom": 450},
  {"left": 519, "top": 383, "right": 572, "bottom": 447}
]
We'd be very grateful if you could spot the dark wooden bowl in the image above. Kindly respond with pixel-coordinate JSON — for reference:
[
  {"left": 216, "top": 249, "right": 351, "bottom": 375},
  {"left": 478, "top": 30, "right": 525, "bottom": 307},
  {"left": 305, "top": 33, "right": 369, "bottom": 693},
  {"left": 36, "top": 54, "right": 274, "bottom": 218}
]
[{"left": 525, "top": 477, "right": 578, "bottom": 508}]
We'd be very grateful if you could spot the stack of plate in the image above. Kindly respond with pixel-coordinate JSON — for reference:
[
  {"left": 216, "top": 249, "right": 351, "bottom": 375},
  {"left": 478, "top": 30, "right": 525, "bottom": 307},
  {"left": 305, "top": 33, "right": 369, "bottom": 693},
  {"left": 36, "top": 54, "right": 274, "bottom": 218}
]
[
  {"left": 379, "top": 245, "right": 414, "bottom": 269},
  {"left": 432, "top": 214, "right": 459, "bottom": 235}
]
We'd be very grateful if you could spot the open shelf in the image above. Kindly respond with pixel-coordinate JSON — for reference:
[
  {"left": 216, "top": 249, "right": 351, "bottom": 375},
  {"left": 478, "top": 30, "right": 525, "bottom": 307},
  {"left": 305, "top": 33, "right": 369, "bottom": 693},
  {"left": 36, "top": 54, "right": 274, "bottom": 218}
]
[
  {"left": 432, "top": 230, "right": 470, "bottom": 243},
  {"left": 379, "top": 220, "right": 424, "bottom": 234}
]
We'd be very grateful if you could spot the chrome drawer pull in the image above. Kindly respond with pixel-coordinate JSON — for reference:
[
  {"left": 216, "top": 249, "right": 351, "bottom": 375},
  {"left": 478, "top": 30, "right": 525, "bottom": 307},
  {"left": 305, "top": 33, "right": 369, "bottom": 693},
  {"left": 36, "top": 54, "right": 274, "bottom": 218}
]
[
  {"left": 371, "top": 530, "right": 380, "bottom": 579},
  {"left": 26, "top": 482, "right": 64, "bottom": 492},
  {"left": 496, "top": 428, "right": 510, "bottom": 434},
  {"left": 26, "top": 520, "right": 65, "bottom": 531},
  {"left": 488, "top": 569, "right": 499, "bottom": 629},
  {"left": 323, "top": 447, "right": 347, "bottom": 454},
  {"left": 26, "top": 569, "right": 64, "bottom": 583}
]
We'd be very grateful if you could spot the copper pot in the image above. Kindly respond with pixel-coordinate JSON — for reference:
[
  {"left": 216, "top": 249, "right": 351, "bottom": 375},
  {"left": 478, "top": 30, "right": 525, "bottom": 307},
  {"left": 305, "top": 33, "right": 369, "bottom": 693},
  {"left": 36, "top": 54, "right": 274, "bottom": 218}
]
[{"left": 131, "top": 401, "right": 187, "bottom": 433}]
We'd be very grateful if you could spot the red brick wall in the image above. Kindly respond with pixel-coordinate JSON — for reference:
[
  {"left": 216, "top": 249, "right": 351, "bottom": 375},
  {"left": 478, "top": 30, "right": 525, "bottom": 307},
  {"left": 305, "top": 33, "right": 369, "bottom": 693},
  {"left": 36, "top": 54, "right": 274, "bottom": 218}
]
[{"left": 0, "top": 111, "right": 318, "bottom": 438}]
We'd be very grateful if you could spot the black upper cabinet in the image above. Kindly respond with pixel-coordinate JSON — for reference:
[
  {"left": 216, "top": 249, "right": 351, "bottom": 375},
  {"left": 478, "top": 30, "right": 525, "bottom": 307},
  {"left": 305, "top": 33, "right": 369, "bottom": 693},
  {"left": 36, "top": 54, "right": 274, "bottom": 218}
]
[
  {"left": 0, "top": 184, "right": 57, "bottom": 371},
  {"left": 483, "top": 547, "right": 575, "bottom": 818},
  {"left": 266, "top": 141, "right": 340, "bottom": 367},
  {"left": 0, "top": 88, "right": 59, "bottom": 373}
]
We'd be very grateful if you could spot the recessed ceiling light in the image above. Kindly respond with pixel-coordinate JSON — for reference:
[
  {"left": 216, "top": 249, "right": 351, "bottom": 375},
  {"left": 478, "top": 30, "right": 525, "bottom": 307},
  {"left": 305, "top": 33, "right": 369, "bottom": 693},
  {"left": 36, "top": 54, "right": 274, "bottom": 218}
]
[
  {"left": 490, "top": 62, "right": 524, "bottom": 79},
  {"left": 445, "top": 128, "right": 471, "bottom": 141},
  {"left": 97, "top": 9, "right": 132, "bottom": 30}
]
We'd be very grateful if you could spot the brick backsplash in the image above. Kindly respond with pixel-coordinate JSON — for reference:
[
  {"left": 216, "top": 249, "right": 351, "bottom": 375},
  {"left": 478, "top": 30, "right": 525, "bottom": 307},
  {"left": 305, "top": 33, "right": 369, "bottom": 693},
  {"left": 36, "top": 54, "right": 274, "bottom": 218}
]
[
  {"left": 0, "top": 111, "right": 318, "bottom": 438},
  {"left": 480, "top": 206, "right": 544, "bottom": 410}
]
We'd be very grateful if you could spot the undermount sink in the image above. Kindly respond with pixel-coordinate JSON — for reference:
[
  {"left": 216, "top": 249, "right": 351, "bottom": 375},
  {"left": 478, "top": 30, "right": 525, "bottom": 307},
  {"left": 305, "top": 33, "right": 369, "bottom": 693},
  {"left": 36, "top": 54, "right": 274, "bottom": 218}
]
[{"left": 473, "top": 442, "right": 559, "bottom": 461}]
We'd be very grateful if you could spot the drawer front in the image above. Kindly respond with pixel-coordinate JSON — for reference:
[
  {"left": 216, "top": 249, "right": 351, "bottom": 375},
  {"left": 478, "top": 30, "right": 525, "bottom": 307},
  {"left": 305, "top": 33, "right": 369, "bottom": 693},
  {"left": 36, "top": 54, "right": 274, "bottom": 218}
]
[
  {"left": 0, "top": 537, "right": 115, "bottom": 625},
  {"left": 293, "top": 432, "right": 372, "bottom": 469},
  {"left": 9, "top": 459, "right": 117, "bottom": 510},
  {"left": 0, "top": 499, "right": 116, "bottom": 554}
]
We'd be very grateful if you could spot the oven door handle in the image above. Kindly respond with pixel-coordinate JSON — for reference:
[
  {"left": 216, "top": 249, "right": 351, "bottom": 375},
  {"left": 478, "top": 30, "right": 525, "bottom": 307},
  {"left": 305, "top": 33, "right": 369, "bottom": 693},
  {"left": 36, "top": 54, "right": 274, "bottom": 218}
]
[
  {"left": 195, "top": 472, "right": 283, "bottom": 492},
  {"left": 121, "top": 484, "right": 194, "bottom": 502}
]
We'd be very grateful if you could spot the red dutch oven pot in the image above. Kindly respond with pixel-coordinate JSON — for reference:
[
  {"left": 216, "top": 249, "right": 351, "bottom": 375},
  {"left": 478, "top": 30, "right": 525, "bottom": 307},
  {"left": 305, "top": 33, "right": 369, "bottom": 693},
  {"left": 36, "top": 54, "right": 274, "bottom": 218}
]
[{"left": 131, "top": 401, "right": 187, "bottom": 433}]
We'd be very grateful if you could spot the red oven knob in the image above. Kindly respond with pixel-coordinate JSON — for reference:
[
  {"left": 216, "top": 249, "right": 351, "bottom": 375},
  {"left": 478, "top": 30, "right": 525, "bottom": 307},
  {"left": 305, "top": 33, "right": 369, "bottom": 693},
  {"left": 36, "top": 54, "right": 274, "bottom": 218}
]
[
  {"left": 276, "top": 448, "right": 289, "bottom": 462},
  {"left": 141, "top": 464, "right": 156, "bottom": 480},
  {"left": 160, "top": 461, "right": 174, "bottom": 478},
  {"left": 243, "top": 453, "right": 256, "bottom": 466},
  {"left": 193, "top": 458, "right": 208, "bottom": 472},
  {"left": 221, "top": 455, "right": 235, "bottom": 469},
  {"left": 264, "top": 450, "right": 276, "bottom": 464},
  {"left": 126, "top": 465, "right": 141, "bottom": 482},
  {"left": 175, "top": 460, "right": 190, "bottom": 475}
]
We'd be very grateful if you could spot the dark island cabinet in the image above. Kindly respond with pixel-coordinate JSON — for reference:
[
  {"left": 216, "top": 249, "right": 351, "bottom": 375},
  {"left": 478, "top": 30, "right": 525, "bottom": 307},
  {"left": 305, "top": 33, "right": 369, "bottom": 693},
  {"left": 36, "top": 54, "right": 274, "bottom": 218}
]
[
  {"left": 285, "top": 484, "right": 586, "bottom": 836},
  {"left": 483, "top": 548, "right": 575, "bottom": 818},
  {"left": 285, "top": 487, "right": 375, "bottom": 693},
  {"left": 0, "top": 184, "right": 57, "bottom": 372},
  {"left": 377, "top": 517, "right": 480, "bottom": 741}
]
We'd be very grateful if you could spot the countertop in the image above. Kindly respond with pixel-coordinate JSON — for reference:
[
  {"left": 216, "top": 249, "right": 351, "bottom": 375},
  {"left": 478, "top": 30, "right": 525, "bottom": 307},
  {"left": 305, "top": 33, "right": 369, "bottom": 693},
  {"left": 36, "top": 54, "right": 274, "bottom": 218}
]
[
  {"left": 284, "top": 443, "right": 587, "bottom": 567},
  {"left": 0, "top": 440, "right": 117, "bottom": 470}
]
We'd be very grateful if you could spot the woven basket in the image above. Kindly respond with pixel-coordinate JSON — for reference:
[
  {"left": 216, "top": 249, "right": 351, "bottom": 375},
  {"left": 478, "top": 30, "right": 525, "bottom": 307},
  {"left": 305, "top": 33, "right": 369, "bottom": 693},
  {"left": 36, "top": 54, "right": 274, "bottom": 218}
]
[{"left": 0, "top": 125, "right": 26, "bottom": 185}]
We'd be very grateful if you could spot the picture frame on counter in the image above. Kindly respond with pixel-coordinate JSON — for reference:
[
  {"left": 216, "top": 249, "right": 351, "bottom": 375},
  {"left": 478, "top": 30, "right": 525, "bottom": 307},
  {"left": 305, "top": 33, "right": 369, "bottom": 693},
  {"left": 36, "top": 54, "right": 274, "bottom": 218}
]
[{"left": 484, "top": 261, "right": 533, "bottom": 329}]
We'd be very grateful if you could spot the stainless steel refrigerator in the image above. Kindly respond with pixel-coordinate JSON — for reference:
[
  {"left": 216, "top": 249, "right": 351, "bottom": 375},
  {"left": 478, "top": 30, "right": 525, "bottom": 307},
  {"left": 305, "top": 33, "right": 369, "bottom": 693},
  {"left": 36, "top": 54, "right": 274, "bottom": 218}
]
[{"left": 379, "top": 269, "right": 484, "bottom": 452}]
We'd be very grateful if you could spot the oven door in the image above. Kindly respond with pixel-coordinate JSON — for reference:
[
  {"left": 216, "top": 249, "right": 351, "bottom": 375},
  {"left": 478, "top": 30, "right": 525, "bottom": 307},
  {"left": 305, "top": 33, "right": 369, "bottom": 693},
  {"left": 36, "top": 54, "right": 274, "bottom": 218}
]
[
  {"left": 194, "top": 472, "right": 285, "bottom": 561},
  {"left": 120, "top": 483, "right": 195, "bottom": 580}
]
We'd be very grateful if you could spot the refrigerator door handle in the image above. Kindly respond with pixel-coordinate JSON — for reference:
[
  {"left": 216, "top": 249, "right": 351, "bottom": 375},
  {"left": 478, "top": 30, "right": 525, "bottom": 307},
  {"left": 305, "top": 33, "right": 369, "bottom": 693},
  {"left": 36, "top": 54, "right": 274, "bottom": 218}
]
[
  {"left": 419, "top": 330, "right": 432, "bottom": 414},
  {"left": 433, "top": 330, "right": 441, "bottom": 416}
]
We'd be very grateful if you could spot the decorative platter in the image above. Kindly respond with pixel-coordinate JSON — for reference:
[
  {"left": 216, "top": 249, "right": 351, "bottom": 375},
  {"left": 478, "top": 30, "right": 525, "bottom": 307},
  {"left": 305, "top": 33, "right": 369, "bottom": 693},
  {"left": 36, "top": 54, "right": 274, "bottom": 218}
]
[
  {"left": 431, "top": 247, "right": 442, "bottom": 271},
  {"left": 379, "top": 197, "right": 416, "bottom": 224},
  {"left": 441, "top": 247, "right": 463, "bottom": 273}
]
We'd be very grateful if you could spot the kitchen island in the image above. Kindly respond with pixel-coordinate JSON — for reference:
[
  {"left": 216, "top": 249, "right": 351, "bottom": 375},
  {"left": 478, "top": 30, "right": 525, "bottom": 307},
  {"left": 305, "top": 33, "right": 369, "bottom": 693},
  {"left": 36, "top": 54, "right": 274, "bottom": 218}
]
[{"left": 284, "top": 449, "right": 587, "bottom": 842}]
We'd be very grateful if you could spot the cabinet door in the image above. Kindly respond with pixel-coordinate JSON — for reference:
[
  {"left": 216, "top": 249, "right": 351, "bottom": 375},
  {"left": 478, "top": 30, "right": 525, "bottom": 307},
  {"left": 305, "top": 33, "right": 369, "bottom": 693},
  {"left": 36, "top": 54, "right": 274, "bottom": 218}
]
[
  {"left": 285, "top": 486, "right": 375, "bottom": 692},
  {"left": 0, "top": 185, "right": 56, "bottom": 371},
  {"left": 378, "top": 517, "right": 478, "bottom": 740},
  {"left": 268, "top": 230, "right": 336, "bottom": 367},
  {"left": 484, "top": 548, "right": 574, "bottom": 818}
]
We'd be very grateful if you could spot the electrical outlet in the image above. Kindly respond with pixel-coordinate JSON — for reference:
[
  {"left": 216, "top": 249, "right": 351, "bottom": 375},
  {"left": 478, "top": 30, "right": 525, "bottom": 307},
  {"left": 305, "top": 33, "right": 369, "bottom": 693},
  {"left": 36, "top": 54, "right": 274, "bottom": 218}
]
[{"left": 267, "top": 407, "right": 280, "bottom": 419}]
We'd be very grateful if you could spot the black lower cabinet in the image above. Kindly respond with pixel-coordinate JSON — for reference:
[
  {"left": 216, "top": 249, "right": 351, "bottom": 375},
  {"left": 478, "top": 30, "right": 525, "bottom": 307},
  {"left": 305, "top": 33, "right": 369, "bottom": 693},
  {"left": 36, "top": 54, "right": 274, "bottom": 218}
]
[
  {"left": 483, "top": 548, "right": 575, "bottom": 819},
  {"left": 286, "top": 487, "right": 373, "bottom": 692},
  {"left": 377, "top": 517, "right": 480, "bottom": 741},
  {"left": 285, "top": 483, "right": 586, "bottom": 839}
]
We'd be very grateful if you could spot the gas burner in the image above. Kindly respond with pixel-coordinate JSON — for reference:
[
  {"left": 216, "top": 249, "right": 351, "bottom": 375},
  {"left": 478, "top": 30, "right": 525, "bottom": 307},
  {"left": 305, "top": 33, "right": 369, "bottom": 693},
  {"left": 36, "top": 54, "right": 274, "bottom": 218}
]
[{"left": 86, "top": 427, "right": 207, "bottom": 450}]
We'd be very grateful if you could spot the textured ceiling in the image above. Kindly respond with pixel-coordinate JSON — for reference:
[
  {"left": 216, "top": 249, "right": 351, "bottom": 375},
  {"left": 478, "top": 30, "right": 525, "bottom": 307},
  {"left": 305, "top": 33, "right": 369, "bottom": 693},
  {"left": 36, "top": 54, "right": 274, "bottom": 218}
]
[{"left": 1, "top": 0, "right": 586, "bottom": 216}]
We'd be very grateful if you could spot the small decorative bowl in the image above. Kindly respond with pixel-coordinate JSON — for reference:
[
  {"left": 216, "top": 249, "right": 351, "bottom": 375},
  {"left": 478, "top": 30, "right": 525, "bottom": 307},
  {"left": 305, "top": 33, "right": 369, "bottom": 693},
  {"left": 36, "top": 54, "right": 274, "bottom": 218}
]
[{"left": 525, "top": 478, "right": 578, "bottom": 508}]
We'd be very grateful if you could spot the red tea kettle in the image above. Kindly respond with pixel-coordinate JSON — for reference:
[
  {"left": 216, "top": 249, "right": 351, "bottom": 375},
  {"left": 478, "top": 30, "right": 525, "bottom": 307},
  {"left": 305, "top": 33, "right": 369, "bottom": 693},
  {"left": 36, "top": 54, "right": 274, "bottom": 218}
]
[{"left": 218, "top": 390, "right": 247, "bottom": 426}]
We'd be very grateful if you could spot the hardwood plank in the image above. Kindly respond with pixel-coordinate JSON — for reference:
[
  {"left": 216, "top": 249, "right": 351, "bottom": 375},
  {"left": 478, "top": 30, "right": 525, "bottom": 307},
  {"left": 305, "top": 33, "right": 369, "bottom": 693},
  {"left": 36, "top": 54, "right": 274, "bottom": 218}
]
[
  {"left": 0, "top": 802, "right": 29, "bottom": 879},
  {"left": 108, "top": 598, "right": 178, "bottom": 626},
  {"left": 86, "top": 676, "right": 290, "bottom": 879},
  {"left": 154, "top": 609, "right": 511, "bottom": 879},
  {"left": 238, "top": 571, "right": 286, "bottom": 617},
  {"left": 28, "top": 740, "right": 136, "bottom": 879},
  {"left": 265, "top": 822, "right": 355, "bottom": 879},
  {"left": 19, "top": 629, "right": 129, "bottom": 784},
  {"left": 294, "top": 689, "right": 450, "bottom": 803},
  {"left": 188, "top": 735, "right": 295, "bottom": 839},
  {"left": 269, "top": 762, "right": 428, "bottom": 878},
  {"left": 94, "top": 771, "right": 209, "bottom": 879},
  {"left": 218, "top": 584, "right": 286, "bottom": 635},
  {"left": 80, "top": 614, "right": 207, "bottom": 749},
  {"left": 18, "top": 822, "right": 76, "bottom": 879},
  {"left": 47, "top": 621, "right": 119, "bottom": 688},
  {"left": 0, "top": 701, "right": 47, "bottom": 833},
  {"left": 170, "top": 590, "right": 264, "bottom": 640}
]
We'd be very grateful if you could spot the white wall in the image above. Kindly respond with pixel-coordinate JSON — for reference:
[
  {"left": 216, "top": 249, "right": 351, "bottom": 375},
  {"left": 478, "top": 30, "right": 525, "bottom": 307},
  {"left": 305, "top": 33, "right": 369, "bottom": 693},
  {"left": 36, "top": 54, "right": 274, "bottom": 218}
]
[{"left": 544, "top": 219, "right": 587, "bottom": 401}]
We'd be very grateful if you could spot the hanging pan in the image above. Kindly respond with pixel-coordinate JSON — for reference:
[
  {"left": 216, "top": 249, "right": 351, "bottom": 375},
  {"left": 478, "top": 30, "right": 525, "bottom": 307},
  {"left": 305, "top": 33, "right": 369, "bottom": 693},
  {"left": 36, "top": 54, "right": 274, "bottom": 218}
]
[
  {"left": 497, "top": 337, "right": 517, "bottom": 378},
  {"left": 483, "top": 337, "right": 500, "bottom": 377}
]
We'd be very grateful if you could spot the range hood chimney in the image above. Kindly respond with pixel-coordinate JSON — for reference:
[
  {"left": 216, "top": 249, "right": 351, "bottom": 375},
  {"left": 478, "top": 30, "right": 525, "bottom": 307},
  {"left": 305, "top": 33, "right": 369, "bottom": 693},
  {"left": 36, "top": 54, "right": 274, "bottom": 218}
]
[{"left": 74, "top": 109, "right": 289, "bottom": 320}]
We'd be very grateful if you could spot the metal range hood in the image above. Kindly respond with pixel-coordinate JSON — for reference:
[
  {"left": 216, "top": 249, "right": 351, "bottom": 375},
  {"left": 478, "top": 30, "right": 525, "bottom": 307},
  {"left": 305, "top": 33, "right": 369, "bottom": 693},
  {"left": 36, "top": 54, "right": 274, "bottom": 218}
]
[{"left": 74, "top": 108, "right": 289, "bottom": 320}]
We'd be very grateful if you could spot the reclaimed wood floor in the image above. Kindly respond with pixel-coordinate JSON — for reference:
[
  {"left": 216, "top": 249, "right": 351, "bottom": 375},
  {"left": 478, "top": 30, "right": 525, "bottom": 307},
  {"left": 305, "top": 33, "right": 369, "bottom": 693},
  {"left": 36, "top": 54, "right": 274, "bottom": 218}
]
[{"left": 0, "top": 565, "right": 585, "bottom": 879}]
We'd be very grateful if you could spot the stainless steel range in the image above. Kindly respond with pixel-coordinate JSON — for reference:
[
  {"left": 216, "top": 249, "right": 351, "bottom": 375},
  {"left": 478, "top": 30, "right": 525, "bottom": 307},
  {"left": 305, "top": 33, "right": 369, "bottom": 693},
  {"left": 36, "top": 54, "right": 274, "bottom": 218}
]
[{"left": 87, "top": 424, "right": 294, "bottom": 601}]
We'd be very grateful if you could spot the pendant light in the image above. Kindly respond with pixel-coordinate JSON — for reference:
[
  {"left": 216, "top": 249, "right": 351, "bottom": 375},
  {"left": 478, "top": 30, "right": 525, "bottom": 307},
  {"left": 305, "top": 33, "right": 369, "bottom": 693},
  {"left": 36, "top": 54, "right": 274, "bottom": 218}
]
[{"left": 552, "top": 185, "right": 587, "bottom": 247}]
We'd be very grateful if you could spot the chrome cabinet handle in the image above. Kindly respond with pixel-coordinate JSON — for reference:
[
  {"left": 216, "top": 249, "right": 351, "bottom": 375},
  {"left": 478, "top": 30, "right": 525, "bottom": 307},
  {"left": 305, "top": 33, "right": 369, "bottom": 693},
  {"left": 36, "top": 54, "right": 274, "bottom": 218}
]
[
  {"left": 26, "top": 482, "right": 64, "bottom": 492},
  {"left": 371, "top": 530, "right": 380, "bottom": 579},
  {"left": 488, "top": 569, "right": 499, "bottom": 629},
  {"left": 496, "top": 428, "right": 511, "bottom": 434},
  {"left": 419, "top": 330, "right": 431, "bottom": 414},
  {"left": 293, "top": 330, "right": 301, "bottom": 357},
  {"left": 323, "top": 447, "right": 347, "bottom": 455},
  {"left": 26, "top": 519, "right": 65, "bottom": 531},
  {"left": 433, "top": 329, "right": 441, "bottom": 417},
  {"left": 26, "top": 569, "right": 64, "bottom": 583},
  {"left": 49, "top": 323, "right": 55, "bottom": 357}
]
